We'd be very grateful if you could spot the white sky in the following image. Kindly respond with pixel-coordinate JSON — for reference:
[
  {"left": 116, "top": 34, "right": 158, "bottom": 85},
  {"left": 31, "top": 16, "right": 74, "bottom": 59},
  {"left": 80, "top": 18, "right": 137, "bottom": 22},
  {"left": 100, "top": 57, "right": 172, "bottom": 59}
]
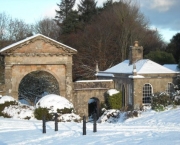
[{"left": 0, "top": 0, "right": 179, "bottom": 42}]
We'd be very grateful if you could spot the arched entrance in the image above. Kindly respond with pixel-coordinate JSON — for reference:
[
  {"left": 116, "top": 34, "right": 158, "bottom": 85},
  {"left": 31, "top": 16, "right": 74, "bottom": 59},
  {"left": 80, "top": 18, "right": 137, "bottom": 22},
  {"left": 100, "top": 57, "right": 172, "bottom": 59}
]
[
  {"left": 18, "top": 71, "right": 60, "bottom": 105},
  {"left": 88, "top": 97, "right": 100, "bottom": 119}
]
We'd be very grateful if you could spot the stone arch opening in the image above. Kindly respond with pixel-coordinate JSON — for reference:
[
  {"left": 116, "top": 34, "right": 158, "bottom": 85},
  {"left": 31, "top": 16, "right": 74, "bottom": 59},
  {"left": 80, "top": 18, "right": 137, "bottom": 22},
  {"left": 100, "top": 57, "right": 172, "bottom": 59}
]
[
  {"left": 18, "top": 70, "right": 60, "bottom": 105},
  {"left": 88, "top": 97, "right": 100, "bottom": 119}
]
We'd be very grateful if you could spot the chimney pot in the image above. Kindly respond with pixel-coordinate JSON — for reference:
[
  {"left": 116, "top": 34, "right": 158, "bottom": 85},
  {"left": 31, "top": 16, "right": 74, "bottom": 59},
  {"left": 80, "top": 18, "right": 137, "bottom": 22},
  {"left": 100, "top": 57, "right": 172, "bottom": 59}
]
[{"left": 134, "top": 41, "right": 138, "bottom": 47}]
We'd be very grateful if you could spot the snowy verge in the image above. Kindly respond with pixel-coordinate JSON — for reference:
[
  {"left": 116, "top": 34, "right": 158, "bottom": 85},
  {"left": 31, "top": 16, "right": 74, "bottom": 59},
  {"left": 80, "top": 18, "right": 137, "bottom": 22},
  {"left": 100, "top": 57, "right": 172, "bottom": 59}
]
[
  {"left": 59, "top": 113, "right": 81, "bottom": 122},
  {"left": 0, "top": 95, "right": 81, "bottom": 121},
  {"left": 2, "top": 104, "right": 35, "bottom": 119}
]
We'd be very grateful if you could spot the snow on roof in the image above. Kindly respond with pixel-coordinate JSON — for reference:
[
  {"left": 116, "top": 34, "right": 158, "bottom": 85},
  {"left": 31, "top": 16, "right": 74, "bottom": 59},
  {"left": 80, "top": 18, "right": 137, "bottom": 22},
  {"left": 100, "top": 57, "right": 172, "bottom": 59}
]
[
  {"left": 0, "top": 34, "right": 77, "bottom": 53},
  {"left": 97, "top": 59, "right": 177, "bottom": 76},
  {"left": 163, "top": 64, "right": 180, "bottom": 72},
  {"left": 95, "top": 72, "right": 114, "bottom": 77},
  {"left": 128, "top": 75, "right": 145, "bottom": 78},
  {"left": 137, "top": 60, "right": 177, "bottom": 74},
  {"left": 75, "top": 79, "right": 113, "bottom": 82}
]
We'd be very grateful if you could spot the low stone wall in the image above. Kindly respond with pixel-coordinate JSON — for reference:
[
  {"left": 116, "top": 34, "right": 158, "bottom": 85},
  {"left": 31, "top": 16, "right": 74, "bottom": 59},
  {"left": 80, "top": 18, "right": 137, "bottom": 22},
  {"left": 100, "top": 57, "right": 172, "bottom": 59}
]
[
  {"left": 0, "top": 84, "right": 5, "bottom": 96},
  {"left": 73, "top": 80, "right": 114, "bottom": 117}
]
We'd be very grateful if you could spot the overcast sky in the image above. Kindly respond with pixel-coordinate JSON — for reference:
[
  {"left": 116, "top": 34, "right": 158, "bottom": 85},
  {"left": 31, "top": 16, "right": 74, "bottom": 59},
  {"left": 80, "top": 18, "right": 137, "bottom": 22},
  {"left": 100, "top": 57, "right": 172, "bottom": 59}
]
[{"left": 0, "top": 0, "right": 179, "bottom": 43}]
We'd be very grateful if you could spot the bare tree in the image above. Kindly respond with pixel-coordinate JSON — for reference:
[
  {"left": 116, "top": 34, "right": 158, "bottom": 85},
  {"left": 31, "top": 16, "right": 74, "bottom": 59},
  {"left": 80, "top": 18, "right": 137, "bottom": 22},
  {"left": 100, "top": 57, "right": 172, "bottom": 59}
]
[
  {"left": 0, "top": 12, "right": 33, "bottom": 48},
  {"left": 0, "top": 12, "right": 10, "bottom": 41},
  {"left": 63, "top": 0, "right": 164, "bottom": 80},
  {"left": 34, "top": 17, "right": 61, "bottom": 40},
  {"left": 7, "top": 18, "right": 33, "bottom": 41}
]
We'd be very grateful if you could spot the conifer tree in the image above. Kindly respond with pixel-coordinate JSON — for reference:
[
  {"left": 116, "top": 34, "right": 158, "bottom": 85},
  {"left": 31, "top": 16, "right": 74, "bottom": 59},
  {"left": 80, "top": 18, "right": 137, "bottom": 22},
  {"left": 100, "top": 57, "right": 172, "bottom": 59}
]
[
  {"left": 55, "top": 0, "right": 76, "bottom": 21},
  {"left": 55, "top": 0, "right": 79, "bottom": 34},
  {"left": 78, "top": 0, "right": 97, "bottom": 23}
]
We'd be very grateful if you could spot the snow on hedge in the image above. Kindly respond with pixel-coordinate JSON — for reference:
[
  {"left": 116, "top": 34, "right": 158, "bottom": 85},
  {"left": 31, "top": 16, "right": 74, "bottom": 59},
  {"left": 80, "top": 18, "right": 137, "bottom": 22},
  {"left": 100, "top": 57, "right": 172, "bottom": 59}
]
[
  {"left": 36, "top": 94, "right": 74, "bottom": 113},
  {"left": 59, "top": 113, "right": 81, "bottom": 122},
  {"left": 0, "top": 96, "right": 16, "bottom": 104},
  {"left": 98, "top": 109, "right": 121, "bottom": 123},
  {"left": 2, "top": 104, "right": 35, "bottom": 119},
  {"left": 106, "top": 89, "right": 119, "bottom": 96}
]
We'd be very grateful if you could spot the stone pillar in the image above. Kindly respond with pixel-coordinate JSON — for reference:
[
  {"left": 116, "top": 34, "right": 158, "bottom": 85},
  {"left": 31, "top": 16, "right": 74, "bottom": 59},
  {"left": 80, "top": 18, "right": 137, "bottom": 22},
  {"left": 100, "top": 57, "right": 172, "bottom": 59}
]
[
  {"left": 66, "top": 62, "right": 73, "bottom": 102},
  {"left": 4, "top": 65, "right": 12, "bottom": 96}
]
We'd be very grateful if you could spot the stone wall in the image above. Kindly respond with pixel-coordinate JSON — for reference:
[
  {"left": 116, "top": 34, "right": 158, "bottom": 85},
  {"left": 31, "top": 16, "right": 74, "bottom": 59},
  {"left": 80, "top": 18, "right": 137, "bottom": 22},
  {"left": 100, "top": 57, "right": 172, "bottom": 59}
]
[
  {"left": 133, "top": 74, "right": 177, "bottom": 109},
  {"left": 73, "top": 80, "right": 114, "bottom": 117},
  {"left": 0, "top": 84, "right": 5, "bottom": 96},
  {"left": 0, "top": 55, "right": 4, "bottom": 84}
]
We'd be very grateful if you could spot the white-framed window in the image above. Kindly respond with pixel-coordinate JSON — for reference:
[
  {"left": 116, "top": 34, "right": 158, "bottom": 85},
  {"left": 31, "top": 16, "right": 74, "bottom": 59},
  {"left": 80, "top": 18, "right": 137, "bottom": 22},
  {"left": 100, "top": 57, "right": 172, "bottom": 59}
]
[
  {"left": 143, "top": 83, "right": 153, "bottom": 104},
  {"left": 166, "top": 82, "right": 174, "bottom": 94}
]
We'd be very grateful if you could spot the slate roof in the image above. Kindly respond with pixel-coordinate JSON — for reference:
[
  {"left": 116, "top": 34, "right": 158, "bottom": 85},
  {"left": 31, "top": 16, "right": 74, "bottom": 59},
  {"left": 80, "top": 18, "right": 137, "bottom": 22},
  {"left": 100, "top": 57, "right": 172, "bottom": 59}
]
[
  {"left": 97, "top": 59, "right": 177, "bottom": 76},
  {"left": 163, "top": 64, "right": 180, "bottom": 72}
]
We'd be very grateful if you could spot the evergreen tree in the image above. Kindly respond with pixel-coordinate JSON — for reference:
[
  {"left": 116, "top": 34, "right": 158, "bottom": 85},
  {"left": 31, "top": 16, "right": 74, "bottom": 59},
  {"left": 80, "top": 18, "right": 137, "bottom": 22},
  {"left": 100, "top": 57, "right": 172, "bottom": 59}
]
[
  {"left": 61, "top": 10, "right": 80, "bottom": 34},
  {"left": 166, "top": 33, "right": 180, "bottom": 63},
  {"left": 55, "top": 0, "right": 76, "bottom": 21},
  {"left": 144, "top": 50, "right": 176, "bottom": 65},
  {"left": 78, "top": 0, "right": 97, "bottom": 23},
  {"left": 55, "top": 0, "right": 79, "bottom": 34}
]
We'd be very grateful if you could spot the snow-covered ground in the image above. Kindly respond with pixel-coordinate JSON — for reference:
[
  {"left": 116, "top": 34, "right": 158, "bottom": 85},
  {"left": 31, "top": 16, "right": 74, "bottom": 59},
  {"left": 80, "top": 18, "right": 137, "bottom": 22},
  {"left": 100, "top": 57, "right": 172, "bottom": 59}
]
[{"left": 0, "top": 106, "right": 180, "bottom": 145}]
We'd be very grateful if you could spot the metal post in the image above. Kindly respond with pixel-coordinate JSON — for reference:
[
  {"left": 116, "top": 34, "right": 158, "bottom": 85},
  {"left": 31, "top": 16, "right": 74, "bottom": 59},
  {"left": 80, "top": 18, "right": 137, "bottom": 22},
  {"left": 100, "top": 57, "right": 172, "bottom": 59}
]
[
  {"left": 93, "top": 113, "right": 97, "bottom": 132},
  {"left": 42, "top": 116, "right": 46, "bottom": 133},
  {"left": 83, "top": 116, "right": 86, "bottom": 135},
  {"left": 54, "top": 113, "right": 58, "bottom": 131}
]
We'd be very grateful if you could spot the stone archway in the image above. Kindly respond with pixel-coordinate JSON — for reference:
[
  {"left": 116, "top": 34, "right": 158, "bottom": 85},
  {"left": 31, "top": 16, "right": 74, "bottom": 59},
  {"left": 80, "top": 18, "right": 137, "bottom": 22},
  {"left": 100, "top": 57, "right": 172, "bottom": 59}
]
[
  {"left": 88, "top": 97, "right": 100, "bottom": 119},
  {"left": 0, "top": 34, "right": 77, "bottom": 102},
  {"left": 18, "top": 70, "right": 60, "bottom": 105}
]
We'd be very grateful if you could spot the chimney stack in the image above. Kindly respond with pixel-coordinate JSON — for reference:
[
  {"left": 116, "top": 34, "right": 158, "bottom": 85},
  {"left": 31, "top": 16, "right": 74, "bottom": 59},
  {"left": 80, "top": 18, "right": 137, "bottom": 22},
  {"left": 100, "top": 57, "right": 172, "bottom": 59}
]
[{"left": 129, "top": 41, "right": 143, "bottom": 65}]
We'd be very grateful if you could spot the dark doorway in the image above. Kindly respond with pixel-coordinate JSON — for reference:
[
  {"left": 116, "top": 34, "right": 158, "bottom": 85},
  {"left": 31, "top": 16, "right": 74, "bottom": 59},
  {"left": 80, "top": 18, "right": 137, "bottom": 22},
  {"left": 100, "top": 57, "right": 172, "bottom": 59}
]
[
  {"left": 88, "top": 97, "right": 100, "bottom": 119},
  {"left": 18, "top": 71, "right": 60, "bottom": 105},
  {"left": 122, "top": 85, "right": 126, "bottom": 107}
]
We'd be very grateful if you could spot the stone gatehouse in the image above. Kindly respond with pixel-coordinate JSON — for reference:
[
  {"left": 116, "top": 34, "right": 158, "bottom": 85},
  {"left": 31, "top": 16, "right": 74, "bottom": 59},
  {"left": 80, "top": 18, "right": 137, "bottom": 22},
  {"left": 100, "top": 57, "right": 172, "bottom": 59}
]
[
  {"left": 96, "top": 41, "right": 179, "bottom": 110},
  {"left": 0, "top": 34, "right": 114, "bottom": 117},
  {"left": 1, "top": 34, "right": 179, "bottom": 117}
]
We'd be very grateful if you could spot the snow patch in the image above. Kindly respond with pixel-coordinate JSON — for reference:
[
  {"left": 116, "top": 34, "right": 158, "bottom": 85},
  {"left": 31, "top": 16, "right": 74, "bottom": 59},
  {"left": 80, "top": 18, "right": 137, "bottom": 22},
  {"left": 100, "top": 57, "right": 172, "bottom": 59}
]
[
  {"left": 98, "top": 109, "right": 121, "bottom": 123},
  {"left": 106, "top": 89, "right": 119, "bottom": 96},
  {"left": 36, "top": 94, "right": 73, "bottom": 113},
  {"left": 59, "top": 113, "right": 81, "bottom": 122},
  {"left": 0, "top": 96, "right": 16, "bottom": 104},
  {"left": 2, "top": 104, "right": 35, "bottom": 119}
]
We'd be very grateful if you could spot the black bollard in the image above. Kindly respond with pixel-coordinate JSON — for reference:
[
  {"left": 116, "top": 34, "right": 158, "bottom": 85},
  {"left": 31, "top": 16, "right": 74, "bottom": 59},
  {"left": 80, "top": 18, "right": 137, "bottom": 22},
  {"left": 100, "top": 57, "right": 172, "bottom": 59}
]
[
  {"left": 93, "top": 113, "right": 97, "bottom": 132},
  {"left": 54, "top": 113, "right": 58, "bottom": 131},
  {"left": 83, "top": 116, "right": 86, "bottom": 135},
  {"left": 42, "top": 116, "right": 46, "bottom": 133}
]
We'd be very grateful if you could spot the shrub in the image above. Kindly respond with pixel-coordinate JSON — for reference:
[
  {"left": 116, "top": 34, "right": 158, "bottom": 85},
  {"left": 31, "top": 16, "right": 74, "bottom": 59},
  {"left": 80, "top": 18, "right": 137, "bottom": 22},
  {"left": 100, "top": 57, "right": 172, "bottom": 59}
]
[
  {"left": 57, "top": 107, "right": 73, "bottom": 114},
  {"left": 105, "top": 92, "right": 122, "bottom": 109},
  {"left": 0, "top": 101, "right": 18, "bottom": 117},
  {"left": 34, "top": 107, "right": 53, "bottom": 121},
  {"left": 174, "top": 99, "right": 180, "bottom": 105},
  {"left": 151, "top": 92, "right": 173, "bottom": 111},
  {"left": 126, "top": 110, "right": 139, "bottom": 118}
]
